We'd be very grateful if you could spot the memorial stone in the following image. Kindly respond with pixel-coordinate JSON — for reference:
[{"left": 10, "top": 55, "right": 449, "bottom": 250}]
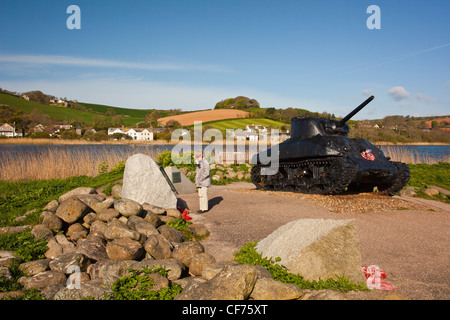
[{"left": 122, "top": 153, "right": 178, "bottom": 209}]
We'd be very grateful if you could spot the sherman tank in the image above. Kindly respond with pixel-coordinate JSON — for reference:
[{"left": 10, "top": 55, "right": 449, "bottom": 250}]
[{"left": 250, "top": 95, "right": 410, "bottom": 195}]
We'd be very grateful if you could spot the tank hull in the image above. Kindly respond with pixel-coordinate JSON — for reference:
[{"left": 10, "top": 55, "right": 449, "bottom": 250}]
[{"left": 251, "top": 136, "right": 410, "bottom": 195}]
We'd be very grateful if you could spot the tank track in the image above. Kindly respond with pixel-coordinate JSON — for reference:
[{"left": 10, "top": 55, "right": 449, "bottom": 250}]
[
  {"left": 251, "top": 157, "right": 356, "bottom": 195},
  {"left": 377, "top": 161, "right": 410, "bottom": 196}
]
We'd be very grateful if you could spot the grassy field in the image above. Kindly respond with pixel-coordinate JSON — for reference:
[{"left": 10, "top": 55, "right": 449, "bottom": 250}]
[
  {"left": 0, "top": 93, "right": 100, "bottom": 124},
  {"left": 190, "top": 117, "right": 288, "bottom": 132},
  {"left": 79, "top": 102, "right": 159, "bottom": 126},
  {"left": 158, "top": 109, "right": 250, "bottom": 126},
  {"left": 79, "top": 102, "right": 155, "bottom": 118}
]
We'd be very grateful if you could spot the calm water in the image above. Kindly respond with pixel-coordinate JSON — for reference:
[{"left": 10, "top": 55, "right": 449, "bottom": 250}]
[{"left": 0, "top": 143, "right": 449, "bottom": 163}]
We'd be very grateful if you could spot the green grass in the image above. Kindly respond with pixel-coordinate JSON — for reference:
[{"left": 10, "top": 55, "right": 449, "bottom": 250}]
[
  {"left": 0, "top": 230, "right": 48, "bottom": 262},
  {"left": 407, "top": 162, "right": 450, "bottom": 190},
  {"left": 407, "top": 162, "right": 450, "bottom": 203},
  {"left": 188, "top": 117, "right": 288, "bottom": 132},
  {"left": 107, "top": 266, "right": 183, "bottom": 300}
]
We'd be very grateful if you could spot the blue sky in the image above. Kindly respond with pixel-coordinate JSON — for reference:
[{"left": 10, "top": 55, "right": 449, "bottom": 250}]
[{"left": 0, "top": 0, "right": 449, "bottom": 119}]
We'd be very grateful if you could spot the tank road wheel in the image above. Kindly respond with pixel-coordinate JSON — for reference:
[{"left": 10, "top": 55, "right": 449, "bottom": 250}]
[
  {"left": 252, "top": 157, "right": 356, "bottom": 195},
  {"left": 250, "top": 165, "right": 264, "bottom": 189},
  {"left": 298, "top": 158, "right": 355, "bottom": 195},
  {"left": 378, "top": 162, "right": 410, "bottom": 196}
]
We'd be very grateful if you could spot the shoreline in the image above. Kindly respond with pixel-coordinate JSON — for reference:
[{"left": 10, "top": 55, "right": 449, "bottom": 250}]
[{"left": 1, "top": 138, "right": 449, "bottom": 146}]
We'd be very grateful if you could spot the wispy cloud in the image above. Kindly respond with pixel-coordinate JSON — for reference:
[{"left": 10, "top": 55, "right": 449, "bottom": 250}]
[
  {"left": 387, "top": 86, "right": 410, "bottom": 102},
  {"left": 416, "top": 93, "right": 435, "bottom": 103},
  {"left": 0, "top": 54, "right": 231, "bottom": 73}
]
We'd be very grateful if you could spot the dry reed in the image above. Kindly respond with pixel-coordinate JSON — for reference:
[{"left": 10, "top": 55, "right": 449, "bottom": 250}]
[
  {"left": 0, "top": 145, "right": 160, "bottom": 181},
  {"left": 378, "top": 145, "right": 449, "bottom": 164}
]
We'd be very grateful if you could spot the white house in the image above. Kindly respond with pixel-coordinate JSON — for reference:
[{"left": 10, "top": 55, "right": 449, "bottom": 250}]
[
  {"left": 245, "top": 124, "right": 266, "bottom": 134},
  {"left": 108, "top": 127, "right": 154, "bottom": 141},
  {"left": 140, "top": 129, "right": 154, "bottom": 141},
  {"left": 107, "top": 127, "right": 124, "bottom": 135},
  {"left": 232, "top": 129, "right": 259, "bottom": 142}
]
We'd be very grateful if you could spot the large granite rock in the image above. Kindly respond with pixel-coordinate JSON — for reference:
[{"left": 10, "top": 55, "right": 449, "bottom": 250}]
[
  {"left": 55, "top": 198, "right": 90, "bottom": 224},
  {"left": 256, "top": 219, "right": 366, "bottom": 284},
  {"left": 122, "top": 153, "right": 177, "bottom": 208}
]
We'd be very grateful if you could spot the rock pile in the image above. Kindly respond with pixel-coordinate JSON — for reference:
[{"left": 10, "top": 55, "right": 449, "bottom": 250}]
[{"left": 1, "top": 186, "right": 216, "bottom": 300}]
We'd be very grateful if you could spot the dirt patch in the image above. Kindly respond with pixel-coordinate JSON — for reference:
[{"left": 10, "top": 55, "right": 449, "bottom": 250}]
[
  {"left": 228, "top": 188, "right": 433, "bottom": 214},
  {"left": 158, "top": 109, "right": 249, "bottom": 126}
]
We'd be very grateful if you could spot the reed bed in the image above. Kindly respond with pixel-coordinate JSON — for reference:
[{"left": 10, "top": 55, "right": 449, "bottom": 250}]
[
  {"left": 378, "top": 145, "right": 449, "bottom": 164},
  {"left": 0, "top": 138, "right": 178, "bottom": 146},
  {"left": 0, "top": 143, "right": 448, "bottom": 181},
  {"left": 0, "top": 145, "right": 160, "bottom": 181}
]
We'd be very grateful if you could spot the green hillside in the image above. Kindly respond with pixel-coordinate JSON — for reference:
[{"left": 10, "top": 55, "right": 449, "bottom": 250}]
[
  {"left": 0, "top": 93, "right": 151, "bottom": 126},
  {"left": 79, "top": 102, "right": 169, "bottom": 118},
  {"left": 0, "top": 93, "right": 98, "bottom": 124}
]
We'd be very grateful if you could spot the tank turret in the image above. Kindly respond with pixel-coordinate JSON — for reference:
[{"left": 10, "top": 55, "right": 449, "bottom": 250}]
[
  {"left": 251, "top": 95, "right": 410, "bottom": 195},
  {"left": 291, "top": 95, "right": 374, "bottom": 138}
]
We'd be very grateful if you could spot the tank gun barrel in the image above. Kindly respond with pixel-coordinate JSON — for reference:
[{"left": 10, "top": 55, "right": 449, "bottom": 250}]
[{"left": 337, "top": 95, "right": 374, "bottom": 127}]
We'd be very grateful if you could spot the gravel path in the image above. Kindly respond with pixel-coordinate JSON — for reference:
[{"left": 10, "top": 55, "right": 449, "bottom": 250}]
[{"left": 179, "top": 182, "right": 450, "bottom": 300}]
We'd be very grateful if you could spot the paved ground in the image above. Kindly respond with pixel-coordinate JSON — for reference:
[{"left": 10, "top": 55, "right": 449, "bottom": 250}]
[{"left": 178, "top": 182, "right": 450, "bottom": 300}]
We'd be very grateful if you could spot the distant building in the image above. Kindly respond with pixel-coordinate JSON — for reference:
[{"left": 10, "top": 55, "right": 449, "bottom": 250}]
[
  {"left": 84, "top": 128, "right": 97, "bottom": 135},
  {"left": 108, "top": 127, "right": 154, "bottom": 141},
  {"left": 50, "top": 98, "right": 70, "bottom": 107},
  {"left": 57, "top": 124, "right": 73, "bottom": 130},
  {"left": 245, "top": 124, "right": 267, "bottom": 134},
  {"left": 33, "top": 124, "right": 46, "bottom": 132},
  {"left": 0, "top": 123, "right": 17, "bottom": 137}
]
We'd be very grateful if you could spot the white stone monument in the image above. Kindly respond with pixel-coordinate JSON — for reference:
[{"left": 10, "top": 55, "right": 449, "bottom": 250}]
[{"left": 122, "top": 153, "right": 177, "bottom": 209}]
